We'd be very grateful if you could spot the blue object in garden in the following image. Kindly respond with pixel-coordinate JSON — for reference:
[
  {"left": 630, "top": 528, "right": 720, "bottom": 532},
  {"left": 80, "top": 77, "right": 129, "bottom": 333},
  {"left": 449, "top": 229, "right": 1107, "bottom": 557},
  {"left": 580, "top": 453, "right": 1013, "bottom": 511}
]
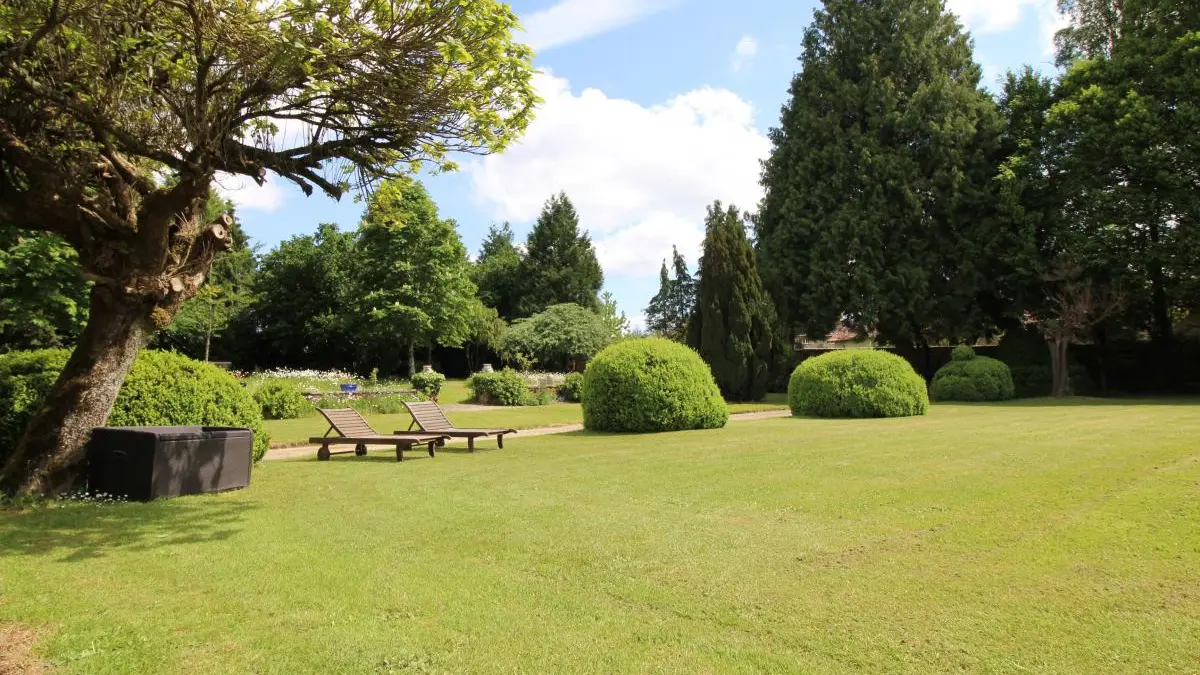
[{"left": 340, "top": 383, "right": 358, "bottom": 393}]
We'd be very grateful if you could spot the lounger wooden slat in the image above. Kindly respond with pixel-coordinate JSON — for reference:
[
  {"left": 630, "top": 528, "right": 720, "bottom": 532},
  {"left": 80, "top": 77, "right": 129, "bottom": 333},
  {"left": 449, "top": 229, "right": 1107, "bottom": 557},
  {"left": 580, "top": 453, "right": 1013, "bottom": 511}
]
[
  {"left": 402, "top": 401, "right": 517, "bottom": 452},
  {"left": 309, "top": 408, "right": 449, "bottom": 462}
]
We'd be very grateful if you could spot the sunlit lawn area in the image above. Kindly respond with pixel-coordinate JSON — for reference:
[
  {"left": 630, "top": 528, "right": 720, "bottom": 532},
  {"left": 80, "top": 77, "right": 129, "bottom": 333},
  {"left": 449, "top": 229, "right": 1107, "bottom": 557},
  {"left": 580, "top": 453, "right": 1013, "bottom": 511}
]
[
  {"left": 3, "top": 399, "right": 1198, "bottom": 673},
  {"left": 264, "top": 404, "right": 587, "bottom": 445},
  {"left": 264, "top": 390, "right": 791, "bottom": 445}
]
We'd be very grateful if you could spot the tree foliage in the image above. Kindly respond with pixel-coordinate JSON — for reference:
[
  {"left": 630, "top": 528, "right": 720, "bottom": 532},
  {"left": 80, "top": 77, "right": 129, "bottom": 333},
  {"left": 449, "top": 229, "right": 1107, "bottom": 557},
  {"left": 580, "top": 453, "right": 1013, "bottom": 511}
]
[
  {"left": 0, "top": 226, "right": 90, "bottom": 352},
  {"left": 472, "top": 223, "right": 524, "bottom": 321},
  {"left": 756, "top": 0, "right": 1003, "bottom": 351},
  {"left": 645, "top": 246, "right": 695, "bottom": 342},
  {"left": 516, "top": 193, "right": 603, "bottom": 316},
  {"left": 0, "top": 0, "right": 537, "bottom": 495},
  {"left": 250, "top": 223, "right": 358, "bottom": 371},
  {"left": 689, "top": 202, "right": 779, "bottom": 402},
  {"left": 498, "top": 303, "right": 617, "bottom": 372},
  {"left": 353, "top": 178, "right": 476, "bottom": 376},
  {"left": 1046, "top": 0, "right": 1200, "bottom": 348}
]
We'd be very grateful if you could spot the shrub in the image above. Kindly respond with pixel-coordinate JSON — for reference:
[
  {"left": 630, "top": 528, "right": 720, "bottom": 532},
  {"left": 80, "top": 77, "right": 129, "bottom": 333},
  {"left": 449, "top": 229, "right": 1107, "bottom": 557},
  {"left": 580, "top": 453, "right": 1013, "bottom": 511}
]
[
  {"left": 561, "top": 372, "right": 585, "bottom": 402},
  {"left": 582, "top": 338, "right": 728, "bottom": 433},
  {"left": 410, "top": 370, "right": 446, "bottom": 400},
  {"left": 1, "top": 349, "right": 270, "bottom": 465},
  {"left": 312, "top": 392, "right": 419, "bottom": 415},
  {"left": 467, "top": 369, "right": 529, "bottom": 406},
  {"left": 253, "top": 382, "right": 310, "bottom": 419},
  {"left": 788, "top": 350, "right": 929, "bottom": 418},
  {"left": 525, "top": 388, "right": 555, "bottom": 406},
  {"left": 498, "top": 303, "right": 616, "bottom": 371},
  {"left": 0, "top": 349, "right": 71, "bottom": 467},
  {"left": 931, "top": 346, "right": 1015, "bottom": 402}
]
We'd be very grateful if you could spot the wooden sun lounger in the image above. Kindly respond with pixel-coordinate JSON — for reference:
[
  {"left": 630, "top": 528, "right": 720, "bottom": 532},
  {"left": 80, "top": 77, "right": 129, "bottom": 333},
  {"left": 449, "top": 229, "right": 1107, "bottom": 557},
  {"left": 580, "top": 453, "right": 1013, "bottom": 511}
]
[
  {"left": 310, "top": 408, "right": 449, "bottom": 462},
  {"left": 402, "top": 401, "right": 517, "bottom": 452}
]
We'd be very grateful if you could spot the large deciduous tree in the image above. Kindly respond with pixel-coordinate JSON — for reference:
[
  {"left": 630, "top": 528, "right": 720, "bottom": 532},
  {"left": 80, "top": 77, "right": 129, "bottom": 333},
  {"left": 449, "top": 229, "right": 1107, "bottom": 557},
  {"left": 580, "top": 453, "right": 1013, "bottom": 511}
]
[
  {"left": 756, "top": 0, "right": 1002, "bottom": 375},
  {"left": 234, "top": 223, "right": 358, "bottom": 371},
  {"left": 688, "top": 202, "right": 778, "bottom": 402},
  {"left": 516, "top": 193, "right": 603, "bottom": 316},
  {"left": 0, "top": 0, "right": 535, "bottom": 494},
  {"left": 1047, "top": 0, "right": 1200, "bottom": 367},
  {"left": 644, "top": 246, "right": 695, "bottom": 342},
  {"left": 353, "top": 178, "right": 476, "bottom": 378}
]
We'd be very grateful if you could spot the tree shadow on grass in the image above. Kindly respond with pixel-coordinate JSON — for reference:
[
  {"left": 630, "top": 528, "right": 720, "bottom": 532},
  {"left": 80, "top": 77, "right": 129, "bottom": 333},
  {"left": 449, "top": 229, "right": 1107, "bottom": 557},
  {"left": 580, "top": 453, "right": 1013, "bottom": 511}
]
[{"left": 0, "top": 494, "right": 259, "bottom": 564}]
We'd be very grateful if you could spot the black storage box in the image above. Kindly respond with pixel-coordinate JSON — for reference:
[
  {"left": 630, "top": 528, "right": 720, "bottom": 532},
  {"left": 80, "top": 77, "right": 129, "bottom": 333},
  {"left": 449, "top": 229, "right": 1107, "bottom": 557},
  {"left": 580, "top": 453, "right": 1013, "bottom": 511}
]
[{"left": 87, "top": 426, "right": 253, "bottom": 501}]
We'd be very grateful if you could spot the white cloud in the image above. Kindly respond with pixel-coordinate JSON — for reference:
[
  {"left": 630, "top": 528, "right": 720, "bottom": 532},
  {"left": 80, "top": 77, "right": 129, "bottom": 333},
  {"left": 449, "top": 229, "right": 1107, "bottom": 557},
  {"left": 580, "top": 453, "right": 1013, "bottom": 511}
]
[
  {"left": 519, "top": 0, "right": 677, "bottom": 51},
  {"left": 946, "top": 0, "right": 1067, "bottom": 54},
  {"left": 214, "top": 172, "right": 285, "bottom": 213},
  {"left": 731, "top": 35, "right": 758, "bottom": 72},
  {"left": 466, "top": 73, "right": 770, "bottom": 280}
]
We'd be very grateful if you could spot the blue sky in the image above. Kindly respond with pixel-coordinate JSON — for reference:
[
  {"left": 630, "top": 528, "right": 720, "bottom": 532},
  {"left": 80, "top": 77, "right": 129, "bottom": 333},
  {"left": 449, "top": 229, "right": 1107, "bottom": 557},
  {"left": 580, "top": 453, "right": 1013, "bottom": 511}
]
[{"left": 221, "top": 0, "right": 1066, "bottom": 329}]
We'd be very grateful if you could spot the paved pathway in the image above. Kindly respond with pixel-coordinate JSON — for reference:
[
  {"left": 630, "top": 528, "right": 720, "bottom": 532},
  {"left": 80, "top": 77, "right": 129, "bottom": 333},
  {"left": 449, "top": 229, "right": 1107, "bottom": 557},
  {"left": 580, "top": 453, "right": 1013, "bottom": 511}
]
[{"left": 263, "top": 409, "right": 790, "bottom": 461}]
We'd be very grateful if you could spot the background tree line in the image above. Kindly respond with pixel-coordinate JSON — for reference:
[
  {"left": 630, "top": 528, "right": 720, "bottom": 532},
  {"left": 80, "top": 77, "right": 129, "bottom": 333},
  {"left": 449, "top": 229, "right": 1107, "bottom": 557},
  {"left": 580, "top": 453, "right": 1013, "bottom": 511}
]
[
  {"left": 0, "top": 185, "right": 618, "bottom": 378},
  {"left": 646, "top": 0, "right": 1199, "bottom": 399}
]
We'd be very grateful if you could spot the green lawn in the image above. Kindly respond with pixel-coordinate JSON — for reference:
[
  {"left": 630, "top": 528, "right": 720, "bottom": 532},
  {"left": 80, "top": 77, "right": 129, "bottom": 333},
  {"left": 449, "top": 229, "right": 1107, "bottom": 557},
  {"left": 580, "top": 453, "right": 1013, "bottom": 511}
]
[
  {"left": 265, "top": 404, "right": 586, "bottom": 445},
  {"left": 266, "top": 392, "right": 790, "bottom": 446},
  {"left": 3, "top": 400, "right": 1199, "bottom": 673}
]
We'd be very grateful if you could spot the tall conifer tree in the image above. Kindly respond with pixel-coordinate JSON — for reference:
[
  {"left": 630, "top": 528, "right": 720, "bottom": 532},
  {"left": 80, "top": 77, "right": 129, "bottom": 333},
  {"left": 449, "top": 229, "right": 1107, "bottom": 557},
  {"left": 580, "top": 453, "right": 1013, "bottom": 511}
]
[
  {"left": 645, "top": 246, "right": 695, "bottom": 341},
  {"left": 689, "top": 202, "right": 779, "bottom": 402},
  {"left": 756, "top": 0, "right": 1003, "bottom": 365},
  {"left": 517, "top": 193, "right": 603, "bottom": 316}
]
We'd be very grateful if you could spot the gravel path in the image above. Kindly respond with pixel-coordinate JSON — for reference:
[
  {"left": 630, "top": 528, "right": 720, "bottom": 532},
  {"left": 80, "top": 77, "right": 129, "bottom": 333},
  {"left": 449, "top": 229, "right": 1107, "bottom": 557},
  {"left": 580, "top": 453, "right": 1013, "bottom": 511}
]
[{"left": 263, "top": 409, "right": 790, "bottom": 461}]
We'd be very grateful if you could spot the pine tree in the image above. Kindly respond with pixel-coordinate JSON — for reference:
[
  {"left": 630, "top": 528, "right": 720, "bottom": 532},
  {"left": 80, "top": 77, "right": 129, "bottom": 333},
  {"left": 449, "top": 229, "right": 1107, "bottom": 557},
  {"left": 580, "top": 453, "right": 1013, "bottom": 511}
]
[
  {"left": 689, "top": 202, "right": 779, "bottom": 402},
  {"left": 756, "top": 0, "right": 1003, "bottom": 368},
  {"left": 517, "top": 193, "right": 604, "bottom": 316},
  {"left": 473, "top": 223, "right": 523, "bottom": 320},
  {"left": 644, "top": 246, "right": 695, "bottom": 341}
]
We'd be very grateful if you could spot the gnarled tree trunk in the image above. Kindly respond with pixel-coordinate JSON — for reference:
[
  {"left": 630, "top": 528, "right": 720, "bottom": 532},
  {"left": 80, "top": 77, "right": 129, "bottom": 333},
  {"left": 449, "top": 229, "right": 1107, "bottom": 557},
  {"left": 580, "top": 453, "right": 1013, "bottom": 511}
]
[
  {"left": 0, "top": 287, "right": 155, "bottom": 496},
  {"left": 0, "top": 194, "right": 231, "bottom": 496}
]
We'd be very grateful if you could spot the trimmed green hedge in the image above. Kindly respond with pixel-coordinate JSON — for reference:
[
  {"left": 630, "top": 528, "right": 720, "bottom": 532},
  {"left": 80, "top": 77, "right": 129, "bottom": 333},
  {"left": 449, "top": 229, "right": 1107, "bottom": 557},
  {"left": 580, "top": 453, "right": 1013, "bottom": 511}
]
[
  {"left": 0, "top": 349, "right": 269, "bottom": 464},
  {"left": 582, "top": 338, "right": 728, "bottom": 433},
  {"left": 789, "top": 350, "right": 929, "bottom": 418},
  {"left": 467, "top": 369, "right": 529, "bottom": 406},
  {"left": 931, "top": 346, "right": 1015, "bottom": 402},
  {"left": 253, "top": 381, "right": 310, "bottom": 420},
  {"left": 561, "top": 372, "right": 585, "bottom": 402}
]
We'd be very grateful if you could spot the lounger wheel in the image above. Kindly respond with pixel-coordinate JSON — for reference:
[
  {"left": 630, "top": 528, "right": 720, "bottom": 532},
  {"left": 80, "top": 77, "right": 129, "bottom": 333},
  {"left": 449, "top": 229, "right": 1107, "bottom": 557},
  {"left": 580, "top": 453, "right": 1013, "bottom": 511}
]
[
  {"left": 317, "top": 445, "right": 331, "bottom": 461},
  {"left": 354, "top": 443, "right": 368, "bottom": 456}
]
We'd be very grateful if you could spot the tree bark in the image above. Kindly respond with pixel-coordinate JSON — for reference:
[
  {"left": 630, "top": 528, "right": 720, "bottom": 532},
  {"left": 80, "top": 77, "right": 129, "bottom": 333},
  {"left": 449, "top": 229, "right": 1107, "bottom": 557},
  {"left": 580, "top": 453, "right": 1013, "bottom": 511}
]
[
  {"left": 407, "top": 342, "right": 415, "bottom": 380},
  {"left": 1049, "top": 337, "right": 1072, "bottom": 397},
  {"left": 0, "top": 287, "right": 155, "bottom": 496}
]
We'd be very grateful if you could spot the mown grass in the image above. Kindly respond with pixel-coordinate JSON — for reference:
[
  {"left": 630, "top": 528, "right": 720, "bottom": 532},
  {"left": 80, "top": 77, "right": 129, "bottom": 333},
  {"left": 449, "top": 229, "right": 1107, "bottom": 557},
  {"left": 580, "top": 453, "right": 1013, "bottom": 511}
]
[
  {"left": 264, "top": 404, "right": 586, "bottom": 445},
  {"left": 265, "top": 390, "right": 790, "bottom": 445},
  {"left": 3, "top": 399, "right": 1197, "bottom": 673}
]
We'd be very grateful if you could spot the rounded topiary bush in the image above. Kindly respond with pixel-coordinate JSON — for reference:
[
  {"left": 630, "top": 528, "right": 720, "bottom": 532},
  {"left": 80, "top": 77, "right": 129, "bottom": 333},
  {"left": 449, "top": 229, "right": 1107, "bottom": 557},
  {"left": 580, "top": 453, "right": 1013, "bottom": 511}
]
[
  {"left": 582, "top": 338, "right": 728, "bottom": 433},
  {"left": 931, "top": 345, "right": 1015, "bottom": 402},
  {"left": 788, "top": 350, "right": 929, "bottom": 418},
  {"left": 0, "top": 349, "right": 270, "bottom": 465},
  {"left": 253, "top": 381, "right": 310, "bottom": 420}
]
